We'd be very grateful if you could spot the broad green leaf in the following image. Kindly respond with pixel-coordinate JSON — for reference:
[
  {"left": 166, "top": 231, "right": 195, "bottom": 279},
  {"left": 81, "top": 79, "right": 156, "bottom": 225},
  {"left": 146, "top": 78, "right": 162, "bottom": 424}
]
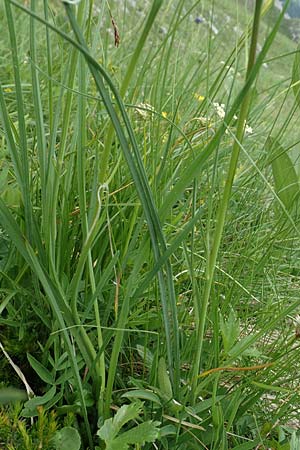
[
  {"left": 158, "top": 357, "right": 173, "bottom": 400},
  {"left": 113, "top": 401, "right": 143, "bottom": 434},
  {"left": 98, "top": 418, "right": 116, "bottom": 443},
  {"left": 231, "top": 437, "right": 260, "bottom": 450},
  {"left": 219, "top": 309, "right": 240, "bottom": 354},
  {"left": 0, "top": 387, "right": 26, "bottom": 404},
  {"left": 21, "top": 385, "right": 56, "bottom": 417},
  {"left": 97, "top": 402, "right": 159, "bottom": 450},
  {"left": 27, "top": 353, "right": 55, "bottom": 385},
  {"left": 97, "top": 402, "right": 143, "bottom": 442},
  {"left": 158, "top": 425, "right": 177, "bottom": 437},
  {"left": 112, "top": 421, "right": 160, "bottom": 448},
  {"left": 43, "top": 390, "right": 64, "bottom": 411},
  {"left": 268, "top": 137, "right": 300, "bottom": 211},
  {"left": 228, "top": 335, "right": 256, "bottom": 358},
  {"left": 121, "top": 389, "right": 162, "bottom": 405},
  {"left": 51, "top": 427, "right": 81, "bottom": 450}
]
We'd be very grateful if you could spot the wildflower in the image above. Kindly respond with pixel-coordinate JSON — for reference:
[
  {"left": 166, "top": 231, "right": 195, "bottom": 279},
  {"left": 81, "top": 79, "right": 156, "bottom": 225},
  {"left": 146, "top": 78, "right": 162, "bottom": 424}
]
[
  {"left": 213, "top": 102, "right": 226, "bottom": 119},
  {"left": 194, "top": 93, "right": 205, "bottom": 102},
  {"left": 211, "top": 24, "right": 219, "bottom": 35},
  {"left": 162, "top": 111, "right": 168, "bottom": 118},
  {"left": 195, "top": 17, "right": 204, "bottom": 24},
  {"left": 3, "top": 87, "right": 12, "bottom": 93},
  {"left": 245, "top": 124, "right": 253, "bottom": 135},
  {"left": 135, "top": 102, "right": 155, "bottom": 119}
]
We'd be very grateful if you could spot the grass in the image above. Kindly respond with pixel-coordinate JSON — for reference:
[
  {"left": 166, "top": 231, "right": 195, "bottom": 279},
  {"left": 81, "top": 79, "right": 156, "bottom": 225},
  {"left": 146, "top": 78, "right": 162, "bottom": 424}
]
[{"left": 1, "top": 0, "right": 300, "bottom": 449}]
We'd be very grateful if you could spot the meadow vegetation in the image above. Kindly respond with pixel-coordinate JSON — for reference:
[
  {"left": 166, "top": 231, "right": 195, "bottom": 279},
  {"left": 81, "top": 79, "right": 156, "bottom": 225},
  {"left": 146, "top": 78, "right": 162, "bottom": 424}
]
[{"left": 1, "top": 0, "right": 300, "bottom": 448}]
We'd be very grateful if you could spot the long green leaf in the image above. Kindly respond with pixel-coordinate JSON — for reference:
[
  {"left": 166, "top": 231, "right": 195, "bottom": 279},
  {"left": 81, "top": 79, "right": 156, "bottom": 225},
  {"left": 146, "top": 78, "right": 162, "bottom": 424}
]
[
  {"left": 27, "top": 353, "right": 55, "bottom": 385},
  {"left": 100, "top": 0, "right": 163, "bottom": 183},
  {"left": 292, "top": 44, "right": 300, "bottom": 108},
  {"left": 4, "top": 0, "right": 32, "bottom": 238},
  {"left": 160, "top": 0, "right": 291, "bottom": 219},
  {"left": 62, "top": 2, "right": 180, "bottom": 405},
  {"left": 268, "top": 137, "right": 300, "bottom": 211}
]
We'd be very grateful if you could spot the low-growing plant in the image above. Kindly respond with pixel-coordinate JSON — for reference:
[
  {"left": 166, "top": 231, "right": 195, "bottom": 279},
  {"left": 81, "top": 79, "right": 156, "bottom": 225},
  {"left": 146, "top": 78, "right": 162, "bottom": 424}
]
[
  {"left": 0, "top": 403, "right": 60, "bottom": 449},
  {"left": 1, "top": 0, "right": 300, "bottom": 448}
]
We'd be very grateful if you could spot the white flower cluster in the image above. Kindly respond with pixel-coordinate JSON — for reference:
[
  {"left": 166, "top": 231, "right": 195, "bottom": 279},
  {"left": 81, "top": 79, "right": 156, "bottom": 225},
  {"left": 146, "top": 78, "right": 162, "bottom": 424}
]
[
  {"left": 213, "top": 102, "right": 226, "bottom": 119},
  {"left": 135, "top": 103, "right": 155, "bottom": 119},
  {"left": 245, "top": 124, "right": 253, "bottom": 135},
  {"left": 213, "top": 102, "right": 253, "bottom": 135}
]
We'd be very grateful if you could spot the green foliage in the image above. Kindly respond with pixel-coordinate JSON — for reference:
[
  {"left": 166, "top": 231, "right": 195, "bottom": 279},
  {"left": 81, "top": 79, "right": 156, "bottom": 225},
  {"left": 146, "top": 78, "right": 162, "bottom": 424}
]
[
  {"left": 27, "top": 353, "right": 55, "bottom": 385},
  {"left": 292, "top": 45, "right": 300, "bottom": 105},
  {"left": 268, "top": 137, "right": 300, "bottom": 211},
  {"left": 0, "top": 404, "right": 59, "bottom": 450},
  {"left": 51, "top": 427, "right": 81, "bottom": 450},
  {"left": 21, "top": 386, "right": 57, "bottom": 417},
  {"left": 97, "top": 401, "right": 160, "bottom": 449},
  {"left": 157, "top": 357, "right": 173, "bottom": 401},
  {"left": 1, "top": 0, "right": 300, "bottom": 448},
  {"left": 219, "top": 309, "right": 240, "bottom": 355}
]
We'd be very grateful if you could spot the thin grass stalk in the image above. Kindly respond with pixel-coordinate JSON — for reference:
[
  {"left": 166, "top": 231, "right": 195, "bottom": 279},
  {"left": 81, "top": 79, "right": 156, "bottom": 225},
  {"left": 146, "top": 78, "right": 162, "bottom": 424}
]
[
  {"left": 153, "top": 0, "right": 185, "bottom": 113},
  {"left": 63, "top": 2, "right": 180, "bottom": 402},
  {"left": 190, "top": 0, "right": 263, "bottom": 402},
  {"left": 4, "top": 0, "right": 33, "bottom": 241},
  {"left": 7, "top": 0, "right": 287, "bottom": 410},
  {"left": 135, "top": 0, "right": 201, "bottom": 93},
  {"left": 0, "top": 86, "right": 22, "bottom": 187},
  {"left": 44, "top": 66, "right": 65, "bottom": 234},
  {"left": 2, "top": 0, "right": 103, "bottom": 426},
  {"left": 99, "top": 0, "right": 163, "bottom": 184},
  {"left": 134, "top": 206, "right": 205, "bottom": 298},
  {"left": 78, "top": 0, "right": 104, "bottom": 400},
  {"left": 43, "top": 0, "right": 53, "bottom": 134},
  {"left": 30, "top": 0, "right": 47, "bottom": 206},
  {"left": 45, "top": 0, "right": 86, "bottom": 271},
  {"left": 77, "top": 46, "right": 106, "bottom": 416},
  {"left": 159, "top": 1, "right": 291, "bottom": 220}
]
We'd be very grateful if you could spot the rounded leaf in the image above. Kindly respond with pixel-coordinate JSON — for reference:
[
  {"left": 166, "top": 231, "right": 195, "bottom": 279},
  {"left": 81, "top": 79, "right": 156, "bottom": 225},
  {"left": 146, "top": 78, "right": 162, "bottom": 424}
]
[{"left": 51, "top": 427, "right": 81, "bottom": 450}]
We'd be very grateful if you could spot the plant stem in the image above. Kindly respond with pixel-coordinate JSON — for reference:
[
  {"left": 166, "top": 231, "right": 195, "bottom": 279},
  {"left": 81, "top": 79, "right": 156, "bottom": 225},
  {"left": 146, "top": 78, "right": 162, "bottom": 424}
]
[{"left": 190, "top": 0, "right": 263, "bottom": 403}]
